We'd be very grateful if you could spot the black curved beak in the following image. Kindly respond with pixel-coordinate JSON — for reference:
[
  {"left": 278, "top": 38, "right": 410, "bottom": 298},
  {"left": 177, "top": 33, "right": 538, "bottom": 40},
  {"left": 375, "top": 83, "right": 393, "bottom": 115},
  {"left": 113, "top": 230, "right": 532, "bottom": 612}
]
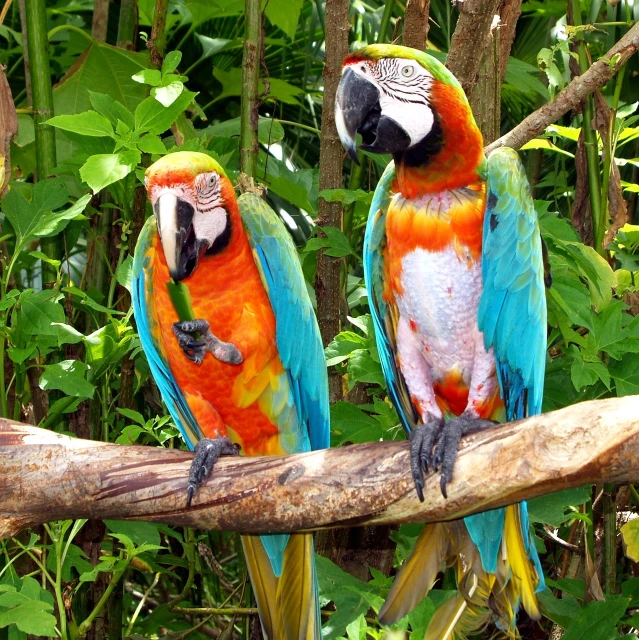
[
  {"left": 154, "top": 193, "right": 205, "bottom": 282},
  {"left": 335, "top": 66, "right": 412, "bottom": 162}
]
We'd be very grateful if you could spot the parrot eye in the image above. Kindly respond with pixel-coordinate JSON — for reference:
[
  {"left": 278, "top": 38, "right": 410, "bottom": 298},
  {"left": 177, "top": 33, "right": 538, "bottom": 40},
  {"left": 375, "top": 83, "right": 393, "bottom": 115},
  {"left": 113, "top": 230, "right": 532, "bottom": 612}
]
[{"left": 401, "top": 65, "right": 415, "bottom": 78}]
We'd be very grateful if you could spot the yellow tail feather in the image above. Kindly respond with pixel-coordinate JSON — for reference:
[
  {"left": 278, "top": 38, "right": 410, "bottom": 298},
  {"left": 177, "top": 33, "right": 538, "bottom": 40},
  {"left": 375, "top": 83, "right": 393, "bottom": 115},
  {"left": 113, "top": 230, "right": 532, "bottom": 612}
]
[
  {"left": 379, "top": 523, "right": 449, "bottom": 625},
  {"left": 241, "top": 534, "right": 321, "bottom": 640},
  {"left": 503, "top": 505, "right": 541, "bottom": 620}
]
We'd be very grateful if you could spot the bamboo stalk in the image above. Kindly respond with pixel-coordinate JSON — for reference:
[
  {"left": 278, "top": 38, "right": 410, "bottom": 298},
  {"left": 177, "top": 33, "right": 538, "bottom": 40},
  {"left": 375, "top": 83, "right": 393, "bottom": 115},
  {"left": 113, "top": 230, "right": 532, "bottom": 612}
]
[
  {"left": 571, "top": 0, "right": 604, "bottom": 254},
  {"left": 24, "top": 0, "right": 60, "bottom": 283},
  {"left": 378, "top": 0, "right": 395, "bottom": 43},
  {"left": 239, "top": 0, "right": 260, "bottom": 179},
  {"left": 1, "top": 396, "right": 639, "bottom": 539},
  {"left": 116, "top": 0, "right": 137, "bottom": 49},
  {"left": 148, "top": 0, "right": 168, "bottom": 68}
]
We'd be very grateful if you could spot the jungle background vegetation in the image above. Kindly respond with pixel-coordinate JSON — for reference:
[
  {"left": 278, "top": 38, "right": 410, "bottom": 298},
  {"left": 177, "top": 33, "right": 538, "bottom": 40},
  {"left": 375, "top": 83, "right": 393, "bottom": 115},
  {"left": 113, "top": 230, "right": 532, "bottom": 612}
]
[{"left": 1, "top": 0, "right": 639, "bottom": 637}]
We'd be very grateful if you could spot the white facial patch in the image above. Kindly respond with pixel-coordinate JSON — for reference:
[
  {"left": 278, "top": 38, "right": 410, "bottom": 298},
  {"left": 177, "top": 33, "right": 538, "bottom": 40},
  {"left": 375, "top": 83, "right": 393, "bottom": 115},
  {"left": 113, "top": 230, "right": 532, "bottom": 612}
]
[
  {"left": 352, "top": 57, "right": 435, "bottom": 147},
  {"left": 193, "top": 206, "right": 227, "bottom": 249},
  {"left": 379, "top": 94, "right": 434, "bottom": 146}
]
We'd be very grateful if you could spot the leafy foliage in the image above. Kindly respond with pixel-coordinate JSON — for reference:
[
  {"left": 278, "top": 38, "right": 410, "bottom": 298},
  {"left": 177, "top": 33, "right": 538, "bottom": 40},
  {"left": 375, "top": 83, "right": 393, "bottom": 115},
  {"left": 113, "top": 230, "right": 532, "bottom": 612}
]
[{"left": 0, "top": 0, "right": 638, "bottom": 638}]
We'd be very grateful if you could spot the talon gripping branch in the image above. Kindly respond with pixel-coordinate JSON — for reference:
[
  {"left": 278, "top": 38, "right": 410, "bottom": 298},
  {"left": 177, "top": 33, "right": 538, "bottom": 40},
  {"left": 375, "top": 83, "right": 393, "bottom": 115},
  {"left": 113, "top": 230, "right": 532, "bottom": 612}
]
[
  {"left": 132, "top": 152, "right": 329, "bottom": 640},
  {"left": 335, "top": 45, "right": 547, "bottom": 637}
]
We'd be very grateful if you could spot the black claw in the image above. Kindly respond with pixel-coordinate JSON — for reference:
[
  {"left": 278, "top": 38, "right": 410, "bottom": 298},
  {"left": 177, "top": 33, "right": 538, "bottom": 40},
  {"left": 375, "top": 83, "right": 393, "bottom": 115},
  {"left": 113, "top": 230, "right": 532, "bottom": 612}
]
[
  {"left": 186, "top": 437, "right": 241, "bottom": 507},
  {"left": 432, "top": 413, "right": 495, "bottom": 498},
  {"left": 408, "top": 416, "right": 444, "bottom": 502}
]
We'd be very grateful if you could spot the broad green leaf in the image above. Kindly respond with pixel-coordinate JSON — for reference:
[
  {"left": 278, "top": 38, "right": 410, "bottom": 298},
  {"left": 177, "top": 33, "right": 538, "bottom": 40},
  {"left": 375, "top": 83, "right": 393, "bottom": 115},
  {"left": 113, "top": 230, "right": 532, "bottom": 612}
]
[
  {"left": 330, "top": 401, "right": 383, "bottom": 446},
  {"left": 195, "top": 35, "right": 239, "bottom": 59},
  {"left": 264, "top": 0, "right": 303, "bottom": 38},
  {"left": 610, "top": 354, "right": 639, "bottom": 396},
  {"left": 46, "top": 544, "right": 92, "bottom": 581},
  {"left": 14, "top": 114, "right": 35, "bottom": 147},
  {"left": 134, "top": 90, "right": 196, "bottom": 135},
  {"left": 547, "top": 124, "right": 581, "bottom": 141},
  {"left": 30, "top": 193, "right": 91, "bottom": 237},
  {"left": 527, "top": 486, "right": 592, "bottom": 526},
  {"left": 325, "top": 331, "right": 366, "bottom": 366},
  {"left": 212, "top": 68, "right": 302, "bottom": 105},
  {"left": 18, "top": 290, "right": 65, "bottom": 336},
  {"left": 562, "top": 596, "right": 629, "bottom": 640},
  {"left": 0, "top": 601, "right": 56, "bottom": 636},
  {"left": 153, "top": 80, "right": 184, "bottom": 107},
  {"left": 40, "top": 360, "right": 95, "bottom": 398},
  {"left": 136, "top": 133, "right": 167, "bottom": 154},
  {"left": 200, "top": 115, "right": 284, "bottom": 145},
  {"left": 132, "top": 69, "right": 162, "bottom": 87},
  {"left": 316, "top": 555, "right": 374, "bottom": 639},
  {"left": 161, "top": 50, "right": 182, "bottom": 75},
  {"left": 319, "top": 226, "right": 356, "bottom": 258},
  {"left": 347, "top": 349, "right": 385, "bottom": 388},
  {"left": 116, "top": 255, "right": 134, "bottom": 293},
  {"left": 319, "top": 189, "right": 373, "bottom": 206},
  {"left": 80, "top": 150, "right": 141, "bottom": 193},
  {"left": 88, "top": 91, "right": 135, "bottom": 129},
  {"left": 621, "top": 519, "right": 639, "bottom": 561},
  {"left": 105, "top": 520, "right": 161, "bottom": 550},
  {"left": 46, "top": 111, "right": 115, "bottom": 138},
  {"left": 1, "top": 178, "right": 67, "bottom": 246},
  {"left": 521, "top": 138, "right": 574, "bottom": 158},
  {"left": 538, "top": 589, "right": 581, "bottom": 629}
]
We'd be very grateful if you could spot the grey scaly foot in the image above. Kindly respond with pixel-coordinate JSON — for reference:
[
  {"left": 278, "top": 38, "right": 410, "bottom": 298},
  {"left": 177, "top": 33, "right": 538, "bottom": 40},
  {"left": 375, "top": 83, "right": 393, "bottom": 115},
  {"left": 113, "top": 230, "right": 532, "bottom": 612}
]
[
  {"left": 432, "top": 413, "right": 495, "bottom": 499},
  {"left": 186, "top": 437, "right": 241, "bottom": 507},
  {"left": 173, "top": 319, "right": 243, "bottom": 365},
  {"left": 409, "top": 415, "right": 444, "bottom": 502}
]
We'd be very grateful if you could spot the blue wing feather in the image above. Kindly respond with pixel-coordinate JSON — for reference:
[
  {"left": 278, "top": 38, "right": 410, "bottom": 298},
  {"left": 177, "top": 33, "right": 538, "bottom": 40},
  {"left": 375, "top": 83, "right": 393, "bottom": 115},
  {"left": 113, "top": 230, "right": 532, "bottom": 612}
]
[
  {"left": 238, "top": 193, "right": 330, "bottom": 453},
  {"left": 364, "top": 161, "right": 419, "bottom": 434},
  {"left": 473, "top": 147, "right": 547, "bottom": 585},
  {"left": 132, "top": 217, "right": 203, "bottom": 450}
]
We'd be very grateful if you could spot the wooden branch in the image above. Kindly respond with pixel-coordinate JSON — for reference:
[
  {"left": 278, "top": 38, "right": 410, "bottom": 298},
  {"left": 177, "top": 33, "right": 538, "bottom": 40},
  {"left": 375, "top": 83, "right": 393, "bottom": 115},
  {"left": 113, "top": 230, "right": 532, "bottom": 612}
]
[
  {"left": 1, "top": 397, "right": 638, "bottom": 540},
  {"left": 486, "top": 22, "right": 639, "bottom": 155}
]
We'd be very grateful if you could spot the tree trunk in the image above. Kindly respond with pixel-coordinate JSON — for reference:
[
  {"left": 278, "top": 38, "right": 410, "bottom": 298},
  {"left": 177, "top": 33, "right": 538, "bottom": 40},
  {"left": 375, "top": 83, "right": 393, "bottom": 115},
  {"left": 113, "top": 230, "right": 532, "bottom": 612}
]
[
  {"left": 402, "top": 0, "right": 430, "bottom": 50},
  {"left": 315, "top": 0, "right": 350, "bottom": 404}
]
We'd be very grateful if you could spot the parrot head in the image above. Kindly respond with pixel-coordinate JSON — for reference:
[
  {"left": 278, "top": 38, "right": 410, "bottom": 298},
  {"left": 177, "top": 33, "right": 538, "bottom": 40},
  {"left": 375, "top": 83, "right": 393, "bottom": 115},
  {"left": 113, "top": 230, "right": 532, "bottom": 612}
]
[
  {"left": 145, "top": 152, "right": 234, "bottom": 282},
  {"left": 335, "top": 44, "right": 482, "bottom": 175}
]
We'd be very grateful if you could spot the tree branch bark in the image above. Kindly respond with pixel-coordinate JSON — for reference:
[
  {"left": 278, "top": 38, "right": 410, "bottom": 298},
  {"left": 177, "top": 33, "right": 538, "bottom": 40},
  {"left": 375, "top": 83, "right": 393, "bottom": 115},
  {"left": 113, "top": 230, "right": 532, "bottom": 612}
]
[
  {"left": 1, "top": 396, "right": 638, "bottom": 540},
  {"left": 486, "top": 21, "right": 639, "bottom": 155}
]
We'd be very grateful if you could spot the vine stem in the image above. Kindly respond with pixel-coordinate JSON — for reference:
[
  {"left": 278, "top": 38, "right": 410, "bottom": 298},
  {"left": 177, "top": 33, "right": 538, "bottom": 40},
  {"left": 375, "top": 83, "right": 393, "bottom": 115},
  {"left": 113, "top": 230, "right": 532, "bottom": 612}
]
[
  {"left": 239, "top": 0, "right": 261, "bottom": 178},
  {"left": 24, "top": 0, "right": 61, "bottom": 283}
]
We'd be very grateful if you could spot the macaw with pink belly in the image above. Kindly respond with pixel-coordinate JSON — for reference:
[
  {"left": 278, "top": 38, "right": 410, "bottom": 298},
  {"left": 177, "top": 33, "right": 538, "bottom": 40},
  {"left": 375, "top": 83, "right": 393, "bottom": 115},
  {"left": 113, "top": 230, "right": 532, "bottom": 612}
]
[
  {"left": 335, "top": 45, "right": 548, "bottom": 637},
  {"left": 132, "top": 151, "right": 329, "bottom": 640}
]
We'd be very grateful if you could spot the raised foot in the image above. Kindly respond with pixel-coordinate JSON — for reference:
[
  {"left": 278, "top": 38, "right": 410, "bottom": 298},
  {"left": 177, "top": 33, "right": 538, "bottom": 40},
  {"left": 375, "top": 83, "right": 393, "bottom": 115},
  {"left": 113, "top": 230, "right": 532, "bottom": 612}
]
[
  {"left": 432, "top": 413, "right": 495, "bottom": 499},
  {"left": 409, "top": 416, "right": 444, "bottom": 503},
  {"left": 173, "top": 319, "right": 243, "bottom": 365},
  {"left": 186, "top": 437, "right": 241, "bottom": 507}
]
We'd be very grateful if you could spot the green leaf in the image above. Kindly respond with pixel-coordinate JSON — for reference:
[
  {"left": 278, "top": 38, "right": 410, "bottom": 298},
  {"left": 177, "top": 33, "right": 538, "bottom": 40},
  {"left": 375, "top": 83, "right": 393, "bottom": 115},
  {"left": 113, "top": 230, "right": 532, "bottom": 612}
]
[
  {"left": 105, "top": 520, "right": 161, "bottom": 550},
  {"left": 347, "top": 349, "right": 385, "bottom": 388},
  {"left": 562, "top": 596, "right": 629, "bottom": 640},
  {"left": 610, "top": 353, "right": 639, "bottom": 396},
  {"left": 161, "top": 50, "right": 182, "bottom": 75},
  {"left": 152, "top": 81, "right": 185, "bottom": 108},
  {"left": 28, "top": 251, "right": 60, "bottom": 268},
  {"left": 46, "top": 544, "right": 92, "bottom": 581},
  {"left": 212, "top": 68, "right": 302, "bottom": 105},
  {"left": 40, "top": 360, "right": 95, "bottom": 398},
  {"left": 621, "top": 519, "right": 639, "bottom": 561},
  {"left": 18, "top": 290, "right": 65, "bottom": 336},
  {"left": 116, "top": 255, "right": 134, "bottom": 293},
  {"left": 46, "top": 111, "right": 115, "bottom": 138},
  {"left": 527, "top": 486, "right": 592, "bottom": 526},
  {"left": 80, "top": 150, "right": 141, "bottom": 193},
  {"left": 316, "top": 555, "right": 373, "bottom": 639},
  {"left": 0, "top": 602, "right": 56, "bottom": 636},
  {"left": 199, "top": 115, "right": 284, "bottom": 145},
  {"left": 136, "top": 134, "right": 167, "bottom": 155},
  {"left": 132, "top": 69, "right": 163, "bottom": 87},
  {"left": 325, "top": 331, "right": 366, "bottom": 366},
  {"left": 14, "top": 114, "right": 35, "bottom": 147},
  {"left": 330, "top": 402, "right": 383, "bottom": 446},
  {"left": 88, "top": 91, "right": 135, "bottom": 129},
  {"left": 30, "top": 193, "right": 91, "bottom": 238},
  {"left": 264, "top": 0, "right": 303, "bottom": 38},
  {"left": 319, "top": 189, "right": 373, "bottom": 206},
  {"left": 134, "top": 90, "right": 196, "bottom": 135},
  {"left": 2, "top": 178, "right": 67, "bottom": 246},
  {"left": 538, "top": 588, "right": 581, "bottom": 629}
]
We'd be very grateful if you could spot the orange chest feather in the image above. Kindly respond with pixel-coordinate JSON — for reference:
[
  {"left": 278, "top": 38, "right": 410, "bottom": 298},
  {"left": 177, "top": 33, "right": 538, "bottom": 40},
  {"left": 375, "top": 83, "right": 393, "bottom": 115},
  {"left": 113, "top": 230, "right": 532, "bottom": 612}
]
[
  {"left": 384, "top": 185, "right": 486, "bottom": 298},
  {"left": 149, "top": 231, "right": 285, "bottom": 453}
]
